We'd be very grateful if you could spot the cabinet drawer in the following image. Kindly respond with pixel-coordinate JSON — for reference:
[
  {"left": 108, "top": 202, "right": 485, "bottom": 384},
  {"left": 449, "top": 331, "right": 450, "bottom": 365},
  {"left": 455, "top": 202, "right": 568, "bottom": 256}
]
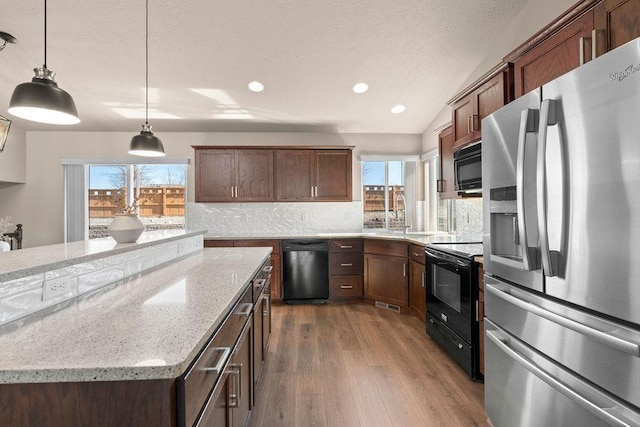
[
  {"left": 330, "top": 276, "right": 363, "bottom": 297},
  {"left": 330, "top": 253, "right": 363, "bottom": 275},
  {"left": 330, "top": 239, "right": 363, "bottom": 253},
  {"left": 408, "top": 244, "right": 425, "bottom": 265},
  {"left": 364, "top": 239, "right": 408, "bottom": 258},
  {"left": 179, "top": 285, "right": 252, "bottom": 427}
]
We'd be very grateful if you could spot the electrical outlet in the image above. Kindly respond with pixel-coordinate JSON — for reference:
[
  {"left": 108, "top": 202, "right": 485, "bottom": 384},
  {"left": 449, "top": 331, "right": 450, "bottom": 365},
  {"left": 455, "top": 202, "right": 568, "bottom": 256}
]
[
  {"left": 43, "top": 276, "right": 74, "bottom": 300},
  {"left": 302, "top": 212, "right": 309, "bottom": 222}
]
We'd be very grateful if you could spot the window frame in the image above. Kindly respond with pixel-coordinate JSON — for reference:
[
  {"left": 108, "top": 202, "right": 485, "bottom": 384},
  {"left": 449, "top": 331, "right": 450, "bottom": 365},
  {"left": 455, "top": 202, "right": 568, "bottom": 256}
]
[{"left": 61, "top": 158, "right": 190, "bottom": 242}]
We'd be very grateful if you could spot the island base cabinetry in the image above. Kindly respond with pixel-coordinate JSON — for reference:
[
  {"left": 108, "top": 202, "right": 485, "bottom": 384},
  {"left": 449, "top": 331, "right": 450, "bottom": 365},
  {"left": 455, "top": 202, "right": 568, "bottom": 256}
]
[{"left": 0, "top": 379, "right": 175, "bottom": 427}]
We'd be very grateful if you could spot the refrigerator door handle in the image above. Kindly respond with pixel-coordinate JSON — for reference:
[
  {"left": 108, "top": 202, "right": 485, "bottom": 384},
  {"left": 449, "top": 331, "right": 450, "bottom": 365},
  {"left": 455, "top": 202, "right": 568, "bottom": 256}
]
[
  {"left": 486, "top": 283, "right": 640, "bottom": 357},
  {"left": 516, "top": 108, "right": 538, "bottom": 271},
  {"left": 486, "top": 329, "right": 635, "bottom": 427},
  {"left": 537, "top": 99, "right": 563, "bottom": 277}
]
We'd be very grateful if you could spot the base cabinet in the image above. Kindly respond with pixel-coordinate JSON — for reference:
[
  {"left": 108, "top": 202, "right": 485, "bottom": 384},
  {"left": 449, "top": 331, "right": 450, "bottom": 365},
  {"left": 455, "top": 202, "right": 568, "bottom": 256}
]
[
  {"left": 478, "top": 264, "right": 485, "bottom": 376},
  {"left": 408, "top": 244, "right": 426, "bottom": 321},
  {"left": 363, "top": 240, "right": 408, "bottom": 308},
  {"left": 329, "top": 239, "right": 363, "bottom": 299}
]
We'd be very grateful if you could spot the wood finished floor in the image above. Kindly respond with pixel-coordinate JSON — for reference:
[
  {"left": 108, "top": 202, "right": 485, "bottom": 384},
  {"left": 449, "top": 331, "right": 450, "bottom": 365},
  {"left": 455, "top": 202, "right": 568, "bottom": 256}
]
[{"left": 249, "top": 302, "right": 488, "bottom": 427}]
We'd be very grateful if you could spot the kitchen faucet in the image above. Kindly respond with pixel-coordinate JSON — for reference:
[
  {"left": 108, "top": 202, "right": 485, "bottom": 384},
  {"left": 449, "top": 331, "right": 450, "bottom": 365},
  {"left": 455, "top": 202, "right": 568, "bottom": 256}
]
[{"left": 395, "top": 193, "right": 411, "bottom": 234}]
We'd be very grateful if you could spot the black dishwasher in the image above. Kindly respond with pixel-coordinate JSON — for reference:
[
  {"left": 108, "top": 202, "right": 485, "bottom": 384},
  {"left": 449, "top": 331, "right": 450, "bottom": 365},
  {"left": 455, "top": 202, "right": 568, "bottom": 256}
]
[{"left": 282, "top": 240, "right": 329, "bottom": 304}]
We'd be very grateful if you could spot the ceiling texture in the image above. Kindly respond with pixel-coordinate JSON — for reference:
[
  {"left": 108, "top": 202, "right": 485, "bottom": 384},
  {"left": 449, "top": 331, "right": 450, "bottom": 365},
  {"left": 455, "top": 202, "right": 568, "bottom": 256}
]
[{"left": 0, "top": 0, "right": 529, "bottom": 134}]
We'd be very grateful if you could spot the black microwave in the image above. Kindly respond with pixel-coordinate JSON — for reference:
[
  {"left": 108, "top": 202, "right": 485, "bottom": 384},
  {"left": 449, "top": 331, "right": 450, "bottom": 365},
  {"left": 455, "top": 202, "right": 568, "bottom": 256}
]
[{"left": 454, "top": 142, "right": 482, "bottom": 192}]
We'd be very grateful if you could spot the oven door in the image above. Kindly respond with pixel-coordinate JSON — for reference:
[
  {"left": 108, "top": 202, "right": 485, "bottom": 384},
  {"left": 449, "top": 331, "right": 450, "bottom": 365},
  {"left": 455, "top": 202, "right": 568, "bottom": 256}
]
[{"left": 425, "top": 247, "right": 472, "bottom": 343}]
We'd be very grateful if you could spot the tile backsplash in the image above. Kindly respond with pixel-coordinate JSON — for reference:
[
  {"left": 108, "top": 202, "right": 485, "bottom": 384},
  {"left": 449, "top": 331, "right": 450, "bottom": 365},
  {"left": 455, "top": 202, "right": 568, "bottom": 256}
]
[
  {"left": 0, "top": 235, "right": 203, "bottom": 327},
  {"left": 452, "top": 198, "right": 483, "bottom": 241},
  {"left": 187, "top": 202, "right": 364, "bottom": 236}
]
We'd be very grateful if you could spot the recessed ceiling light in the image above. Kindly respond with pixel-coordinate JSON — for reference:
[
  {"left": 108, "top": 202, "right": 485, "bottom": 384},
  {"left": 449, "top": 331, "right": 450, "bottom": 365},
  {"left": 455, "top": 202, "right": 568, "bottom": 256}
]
[
  {"left": 352, "top": 82, "right": 369, "bottom": 94},
  {"left": 391, "top": 104, "right": 406, "bottom": 114},
  {"left": 248, "top": 81, "right": 264, "bottom": 92}
]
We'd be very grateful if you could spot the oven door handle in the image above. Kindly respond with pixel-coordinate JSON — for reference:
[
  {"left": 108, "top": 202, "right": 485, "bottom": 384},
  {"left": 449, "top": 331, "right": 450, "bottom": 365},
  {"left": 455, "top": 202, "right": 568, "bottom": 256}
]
[{"left": 426, "top": 249, "right": 469, "bottom": 268}]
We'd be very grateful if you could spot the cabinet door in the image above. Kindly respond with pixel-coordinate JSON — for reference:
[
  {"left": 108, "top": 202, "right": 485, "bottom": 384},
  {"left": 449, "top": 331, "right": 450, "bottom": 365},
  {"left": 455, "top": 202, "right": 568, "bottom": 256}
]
[
  {"left": 230, "top": 321, "right": 252, "bottom": 427},
  {"left": 196, "top": 377, "right": 230, "bottom": 427},
  {"left": 514, "top": 11, "right": 594, "bottom": 97},
  {"left": 594, "top": 0, "right": 640, "bottom": 56},
  {"left": 262, "top": 288, "right": 271, "bottom": 354},
  {"left": 252, "top": 297, "right": 264, "bottom": 397},
  {"left": 409, "top": 259, "right": 426, "bottom": 322},
  {"left": 235, "top": 150, "right": 274, "bottom": 201},
  {"left": 451, "top": 95, "right": 475, "bottom": 147},
  {"left": 437, "top": 126, "right": 458, "bottom": 199},
  {"left": 473, "top": 72, "right": 506, "bottom": 137},
  {"left": 315, "top": 150, "right": 352, "bottom": 201},
  {"left": 275, "top": 150, "right": 315, "bottom": 201},
  {"left": 195, "top": 149, "right": 235, "bottom": 202},
  {"left": 364, "top": 254, "right": 408, "bottom": 307}
]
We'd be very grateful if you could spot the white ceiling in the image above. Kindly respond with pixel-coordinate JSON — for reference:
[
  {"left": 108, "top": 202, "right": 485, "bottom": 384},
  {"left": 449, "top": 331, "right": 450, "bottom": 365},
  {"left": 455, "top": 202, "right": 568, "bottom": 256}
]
[{"left": 0, "top": 0, "right": 529, "bottom": 134}]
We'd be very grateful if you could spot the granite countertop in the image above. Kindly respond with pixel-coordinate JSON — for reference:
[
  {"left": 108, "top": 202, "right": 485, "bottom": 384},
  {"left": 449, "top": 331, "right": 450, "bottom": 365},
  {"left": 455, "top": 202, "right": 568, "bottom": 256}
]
[
  {"left": 0, "top": 247, "right": 271, "bottom": 384},
  {"left": 0, "top": 229, "right": 206, "bottom": 282}
]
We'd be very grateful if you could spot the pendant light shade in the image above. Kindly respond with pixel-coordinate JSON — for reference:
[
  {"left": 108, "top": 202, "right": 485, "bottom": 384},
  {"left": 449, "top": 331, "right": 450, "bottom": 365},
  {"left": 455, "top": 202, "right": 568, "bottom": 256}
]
[
  {"left": 8, "top": 1, "right": 80, "bottom": 125},
  {"left": 129, "top": 124, "right": 165, "bottom": 157},
  {"left": 129, "top": 0, "right": 165, "bottom": 157},
  {"left": 9, "top": 67, "right": 79, "bottom": 125}
]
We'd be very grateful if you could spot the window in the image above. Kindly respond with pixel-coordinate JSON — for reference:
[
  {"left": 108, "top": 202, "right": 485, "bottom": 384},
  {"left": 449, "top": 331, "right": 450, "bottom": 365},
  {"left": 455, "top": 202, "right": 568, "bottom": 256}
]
[
  {"left": 88, "top": 164, "right": 186, "bottom": 239},
  {"left": 362, "top": 160, "right": 407, "bottom": 231},
  {"left": 62, "top": 158, "right": 190, "bottom": 242}
]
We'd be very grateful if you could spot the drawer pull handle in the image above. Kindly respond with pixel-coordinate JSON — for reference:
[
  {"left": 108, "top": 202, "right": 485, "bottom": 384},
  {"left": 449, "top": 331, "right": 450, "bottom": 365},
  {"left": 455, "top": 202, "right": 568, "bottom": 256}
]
[
  {"left": 262, "top": 294, "right": 270, "bottom": 316},
  {"left": 340, "top": 245, "right": 353, "bottom": 249},
  {"left": 413, "top": 252, "right": 421, "bottom": 257},
  {"left": 341, "top": 285, "right": 354, "bottom": 289},
  {"left": 237, "top": 302, "right": 253, "bottom": 317},
  {"left": 340, "top": 263, "right": 353, "bottom": 267},
  {"left": 228, "top": 363, "right": 242, "bottom": 408},
  {"left": 202, "top": 347, "right": 231, "bottom": 376},
  {"left": 254, "top": 278, "right": 266, "bottom": 288},
  {"left": 263, "top": 266, "right": 273, "bottom": 273}
]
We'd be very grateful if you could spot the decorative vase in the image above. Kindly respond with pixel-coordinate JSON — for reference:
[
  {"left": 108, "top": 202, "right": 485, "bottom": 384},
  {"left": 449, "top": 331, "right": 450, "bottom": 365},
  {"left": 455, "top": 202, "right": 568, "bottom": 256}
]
[{"left": 107, "top": 214, "right": 145, "bottom": 243}]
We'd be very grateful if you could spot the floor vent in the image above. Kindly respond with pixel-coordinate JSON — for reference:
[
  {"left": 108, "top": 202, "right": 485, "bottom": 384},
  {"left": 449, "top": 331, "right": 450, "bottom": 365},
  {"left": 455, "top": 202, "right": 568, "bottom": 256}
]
[{"left": 375, "top": 301, "right": 401, "bottom": 313}]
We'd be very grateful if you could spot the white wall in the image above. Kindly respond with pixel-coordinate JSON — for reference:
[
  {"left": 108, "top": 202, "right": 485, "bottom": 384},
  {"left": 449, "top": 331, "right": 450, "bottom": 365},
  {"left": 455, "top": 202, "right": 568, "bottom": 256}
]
[
  {"left": 421, "top": 0, "right": 579, "bottom": 152},
  {"left": 0, "top": 131, "right": 421, "bottom": 247}
]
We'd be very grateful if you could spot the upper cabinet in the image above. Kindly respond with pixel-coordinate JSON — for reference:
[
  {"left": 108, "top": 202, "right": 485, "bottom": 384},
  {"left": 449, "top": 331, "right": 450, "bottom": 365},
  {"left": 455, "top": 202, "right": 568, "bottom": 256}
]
[
  {"left": 437, "top": 126, "right": 458, "bottom": 199},
  {"left": 511, "top": 11, "right": 595, "bottom": 97},
  {"left": 195, "top": 148, "right": 274, "bottom": 202},
  {"left": 449, "top": 64, "right": 513, "bottom": 148},
  {"left": 507, "top": 0, "right": 640, "bottom": 98},
  {"left": 194, "top": 146, "right": 353, "bottom": 203},
  {"left": 275, "top": 149, "right": 352, "bottom": 201},
  {"left": 593, "top": 0, "right": 640, "bottom": 54}
]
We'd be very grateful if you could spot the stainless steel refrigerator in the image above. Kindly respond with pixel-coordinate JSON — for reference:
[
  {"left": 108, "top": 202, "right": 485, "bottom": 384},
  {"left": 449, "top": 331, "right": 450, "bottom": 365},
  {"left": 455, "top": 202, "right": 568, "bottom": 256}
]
[{"left": 482, "top": 37, "right": 640, "bottom": 426}]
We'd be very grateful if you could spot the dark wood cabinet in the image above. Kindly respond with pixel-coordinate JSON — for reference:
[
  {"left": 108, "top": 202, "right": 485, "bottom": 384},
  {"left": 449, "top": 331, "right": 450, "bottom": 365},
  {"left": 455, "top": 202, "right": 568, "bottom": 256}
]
[
  {"left": 451, "top": 68, "right": 511, "bottom": 147},
  {"left": 513, "top": 11, "right": 594, "bottom": 97},
  {"left": 408, "top": 243, "right": 426, "bottom": 322},
  {"left": 594, "top": 0, "right": 640, "bottom": 55},
  {"left": 329, "top": 239, "right": 363, "bottom": 298},
  {"left": 478, "top": 263, "right": 485, "bottom": 376},
  {"left": 363, "top": 240, "right": 408, "bottom": 308},
  {"left": 275, "top": 149, "right": 352, "bottom": 201},
  {"left": 437, "top": 126, "right": 458, "bottom": 199},
  {"left": 194, "top": 148, "right": 274, "bottom": 202}
]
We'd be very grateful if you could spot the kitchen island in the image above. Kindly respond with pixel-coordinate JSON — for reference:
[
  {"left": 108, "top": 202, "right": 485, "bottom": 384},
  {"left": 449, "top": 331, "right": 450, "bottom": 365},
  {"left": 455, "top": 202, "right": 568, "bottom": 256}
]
[{"left": 0, "top": 231, "right": 272, "bottom": 426}]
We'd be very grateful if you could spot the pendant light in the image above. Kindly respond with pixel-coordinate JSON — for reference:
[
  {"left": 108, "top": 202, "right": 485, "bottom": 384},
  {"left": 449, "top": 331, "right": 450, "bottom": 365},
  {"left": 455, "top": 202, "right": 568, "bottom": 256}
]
[
  {"left": 129, "top": 0, "right": 165, "bottom": 157},
  {"left": 8, "top": 0, "right": 80, "bottom": 125}
]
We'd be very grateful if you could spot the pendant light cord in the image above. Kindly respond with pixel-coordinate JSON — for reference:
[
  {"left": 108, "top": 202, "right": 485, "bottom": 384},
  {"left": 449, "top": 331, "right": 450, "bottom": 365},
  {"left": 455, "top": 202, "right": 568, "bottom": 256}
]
[
  {"left": 43, "top": 0, "right": 47, "bottom": 68},
  {"left": 145, "top": 0, "right": 149, "bottom": 126}
]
